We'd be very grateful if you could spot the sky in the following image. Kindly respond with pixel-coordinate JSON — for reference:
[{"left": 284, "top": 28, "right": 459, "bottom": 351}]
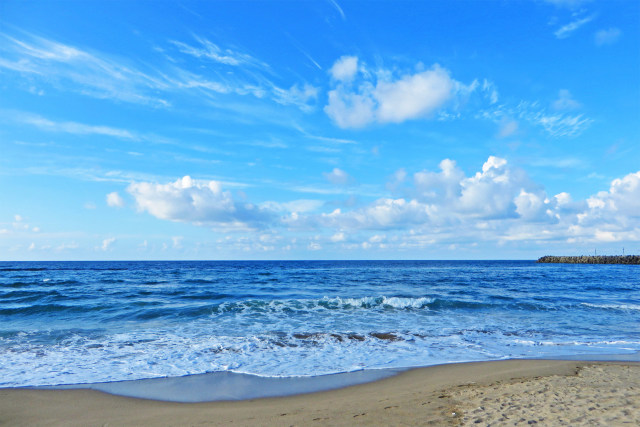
[{"left": 0, "top": 0, "right": 639, "bottom": 260}]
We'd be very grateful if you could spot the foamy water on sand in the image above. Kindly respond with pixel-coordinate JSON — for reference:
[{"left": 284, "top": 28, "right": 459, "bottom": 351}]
[{"left": 1, "top": 260, "right": 638, "bottom": 387}]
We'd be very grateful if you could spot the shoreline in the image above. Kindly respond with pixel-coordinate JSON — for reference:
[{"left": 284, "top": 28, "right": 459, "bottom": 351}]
[
  {"left": 19, "top": 351, "right": 640, "bottom": 403},
  {"left": 5, "top": 350, "right": 639, "bottom": 403},
  {"left": 8, "top": 351, "right": 640, "bottom": 403},
  {"left": 2, "top": 359, "right": 639, "bottom": 426}
]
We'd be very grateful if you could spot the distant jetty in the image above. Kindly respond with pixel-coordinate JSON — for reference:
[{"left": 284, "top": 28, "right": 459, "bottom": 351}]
[{"left": 537, "top": 255, "right": 640, "bottom": 265}]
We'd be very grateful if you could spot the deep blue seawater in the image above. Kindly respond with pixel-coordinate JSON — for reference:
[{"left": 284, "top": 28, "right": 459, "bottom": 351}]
[{"left": 1, "top": 260, "right": 639, "bottom": 387}]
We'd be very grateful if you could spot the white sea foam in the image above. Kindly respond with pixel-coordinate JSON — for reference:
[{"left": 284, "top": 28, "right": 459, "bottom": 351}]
[{"left": 581, "top": 302, "right": 640, "bottom": 311}]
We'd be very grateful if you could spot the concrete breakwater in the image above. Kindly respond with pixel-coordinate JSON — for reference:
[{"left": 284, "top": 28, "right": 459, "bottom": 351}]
[{"left": 537, "top": 255, "right": 640, "bottom": 264}]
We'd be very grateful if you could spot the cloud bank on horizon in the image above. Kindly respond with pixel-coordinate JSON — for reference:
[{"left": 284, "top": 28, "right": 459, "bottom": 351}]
[{"left": 0, "top": 0, "right": 638, "bottom": 260}]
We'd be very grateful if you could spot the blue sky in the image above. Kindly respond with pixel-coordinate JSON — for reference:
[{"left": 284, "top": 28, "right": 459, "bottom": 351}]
[{"left": 1, "top": 0, "right": 638, "bottom": 260}]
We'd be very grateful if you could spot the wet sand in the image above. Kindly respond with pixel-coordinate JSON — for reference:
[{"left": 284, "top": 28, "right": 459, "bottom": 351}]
[{"left": 1, "top": 360, "right": 638, "bottom": 426}]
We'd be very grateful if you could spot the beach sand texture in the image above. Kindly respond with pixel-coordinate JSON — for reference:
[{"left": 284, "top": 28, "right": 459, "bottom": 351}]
[{"left": 0, "top": 360, "right": 638, "bottom": 426}]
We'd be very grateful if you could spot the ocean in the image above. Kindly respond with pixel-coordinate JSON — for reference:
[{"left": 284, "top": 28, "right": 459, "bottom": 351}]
[{"left": 1, "top": 260, "right": 639, "bottom": 389}]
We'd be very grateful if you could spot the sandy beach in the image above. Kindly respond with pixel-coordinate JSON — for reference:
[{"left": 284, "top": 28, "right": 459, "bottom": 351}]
[{"left": 1, "top": 359, "right": 638, "bottom": 426}]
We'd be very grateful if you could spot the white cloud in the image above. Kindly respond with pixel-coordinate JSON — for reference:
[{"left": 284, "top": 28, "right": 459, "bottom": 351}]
[
  {"left": 324, "top": 168, "right": 351, "bottom": 185},
  {"left": 0, "top": 32, "right": 317, "bottom": 115},
  {"left": 106, "top": 192, "right": 125, "bottom": 208},
  {"left": 583, "top": 171, "right": 640, "bottom": 221},
  {"left": 552, "top": 89, "right": 581, "bottom": 111},
  {"left": 104, "top": 160, "right": 640, "bottom": 252},
  {"left": 170, "top": 37, "right": 264, "bottom": 68},
  {"left": 289, "top": 157, "right": 560, "bottom": 235},
  {"left": 325, "top": 59, "right": 471, "bottom": 128},
  {"left": 534, "top": 113, "right": 592, "bottom": 138},
  {"left": 482, "top": 80, "right": 499, "bottom": 104},
  {"left": 0, "top": 32, "right": 169, "bottom": 106},
  {"left": 308, "top": 241, "right": 322, "bottom": 251},
  {"left": 302, "top": 159, "right": 640, "bottom": 247},
  {"left": 13, "top": 111, "right": 138, "bottom": 140},
  {"left": 127, "top": 176, "right": 274, "bottom": 230},
  {"left": 330, "top": 232, "right": 346, "bottom": 242},
  {"left": 479, "top": 100, "right": 592, "bottom": 138},
  {"left": 272, "top": 83, "right": 318, "bottom": 111},
  {"left": 458, "top": 156, "right": 538, "bottom": 220},
  {"left": 414, "top": 159, "right": 465, "bottom": 201},
  {"left": 325, "top": 86, "right": 375, "bottom": 128},
  {"left": 375, "top": 66, "right": 455, "bottom": 123},
  {"left": 101, "top": 237, "right": 116, "bottom": 251},
  {"left": 595, "top": 28, "right": 621, "bottom": 46},
  {"left": 554, "top": 15, "right": 595, "bottom": 39},
  {"left": 328, "top": 0, "right": 346, "bottom": 20},
  {"left": 329, "top": 56, "right": 358, "bottom": 82}
]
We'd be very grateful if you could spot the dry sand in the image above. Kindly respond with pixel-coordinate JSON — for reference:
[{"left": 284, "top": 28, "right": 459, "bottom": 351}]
[{"left": 1, "top": 360, "right": 638, "bottom": 426}]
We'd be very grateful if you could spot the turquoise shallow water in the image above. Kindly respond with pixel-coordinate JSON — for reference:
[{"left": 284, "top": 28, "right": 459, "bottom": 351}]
[{"left": 1, "top": 260, "right": 639, "bottom": 387}]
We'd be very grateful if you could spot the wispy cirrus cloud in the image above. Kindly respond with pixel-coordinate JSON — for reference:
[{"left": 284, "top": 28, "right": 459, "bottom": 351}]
[
  {"left": 554, "top": 14, "right": 595, "bottom": 39},
  {"left": 478, "top": 99, "right": 592, "bottom": 138},
  {"left": 0, "top": 32, "right": 318, "bottom": 113},
  {"left": 0, "top": 32, "right": 170, "bottom": 107},
  {"left": 168, "top": 36, "right": 319, "bottom": 111},
  {"left": 9, "top": 111, "right": 139, "bottom": 140},
  {"left": 327, "top": 0, "right": 346, "bottom": 21},
  {"left": 170, "top": 36, "right": 268, "bottom": 69}
]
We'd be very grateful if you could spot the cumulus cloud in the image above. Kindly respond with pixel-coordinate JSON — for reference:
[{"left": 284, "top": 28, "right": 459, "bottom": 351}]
[
  {"left": 583, "top": 171, "right": 640, "bottom": 221},
  {"left": 288, "top": 156, "right": 560, "bottom": 234},
  {"left": 375, "top": 66, "right": 455, "bottom": 123},
  {"left": 325, "top": 58, "right": 472, "bottom": 128},
  {"left": 113, "top": 163, "right": 640, "bottom": 250},
  {"left": 127, "top": 176, "right": 274, "bottom": 230},
  {"left": 329, "top": 55, "right": 358, "bottom": 82},
  {"left": 595, "top": 28, "right": 621, "bottom": 46},
  {"left": 308, "top": 160, "right": 640, "bottom": 246},
  {"left": 106, "top": 192, "right": 125, "bottom": 208}
]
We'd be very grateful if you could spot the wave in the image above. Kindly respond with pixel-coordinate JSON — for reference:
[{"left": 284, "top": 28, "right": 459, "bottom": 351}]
[
  {"left": 0, "top": 303, "right": 110, "bottom": 316},
  {"left": 205, "top": 295, "right": 560, "bottom": 315},
  {"left": 0, "top": 293, "right": 564, "bottom": 319},
  {"left": 580, "top": 303, "right": 640, "bottom": 312}
]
